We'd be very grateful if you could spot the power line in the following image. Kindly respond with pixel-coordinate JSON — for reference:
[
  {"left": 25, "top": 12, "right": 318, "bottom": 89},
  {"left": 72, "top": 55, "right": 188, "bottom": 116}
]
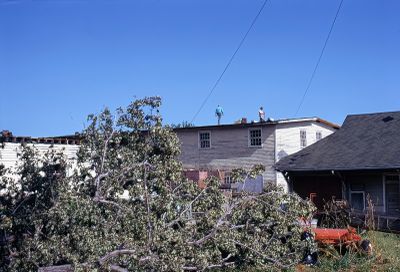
[
  {"left": 191, "top": 0, "right": 270, "bottom": 124},
  {"left": 295, "top": 0, "right": 344, "bottom": 116}
]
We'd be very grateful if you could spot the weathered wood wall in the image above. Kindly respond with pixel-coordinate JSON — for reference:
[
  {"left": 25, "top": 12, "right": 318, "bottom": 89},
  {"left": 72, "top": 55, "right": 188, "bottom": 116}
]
[
  {"left": 344, "top": 174, "right": 385, "bottom": 213},
  {"left": 177, "top": 125, "right": 276, "bottom": 184}
]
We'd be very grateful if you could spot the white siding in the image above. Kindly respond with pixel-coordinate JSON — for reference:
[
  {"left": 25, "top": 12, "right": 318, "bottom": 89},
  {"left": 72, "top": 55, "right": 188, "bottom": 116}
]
[
  {"left": 275, "top": 122, "right": 337, "bottom": 191},
  {"left": 0, "top": 143, "right": 79, "bottom": 176}
]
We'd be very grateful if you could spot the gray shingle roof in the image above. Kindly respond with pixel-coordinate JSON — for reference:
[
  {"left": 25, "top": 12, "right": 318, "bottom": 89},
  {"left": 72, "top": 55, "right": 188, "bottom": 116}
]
[{"left": 275, "top": 111, "right": 400, "bottom": 172}]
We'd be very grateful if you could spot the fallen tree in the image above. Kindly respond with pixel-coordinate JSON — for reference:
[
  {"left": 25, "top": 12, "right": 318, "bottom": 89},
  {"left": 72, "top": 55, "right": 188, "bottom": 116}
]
[{"left": 1, "top": 97, "right": 315, "bottom": 271}]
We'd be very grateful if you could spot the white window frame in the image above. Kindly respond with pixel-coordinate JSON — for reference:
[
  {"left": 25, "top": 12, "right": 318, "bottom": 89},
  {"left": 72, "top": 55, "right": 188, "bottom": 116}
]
[
  {"left": 198, "top": 131, "right": 211, "bottom": 149},
  {"left": 300, "top": 129, "right": 307, "bottom": 148},
  {"left": 224, "top": 172, "right": 232, "bottom": 184},
  {"left": 316, "top": 131, "right": 322, "bottom": 141},
  {"left": 248, "top": 128, "right": 262, "bottom": 147},
  {"left": 350, "top": 191, "right": 365, "bottom": 211}
]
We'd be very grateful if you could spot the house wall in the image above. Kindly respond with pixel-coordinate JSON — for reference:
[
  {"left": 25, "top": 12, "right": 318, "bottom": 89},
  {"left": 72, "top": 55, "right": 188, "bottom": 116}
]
[
  {"left": 290, "top": 172, "right": 389, "bottom": 214},
  {"left": 0, "top": 142, "right": 79, "bottom": 176},
  {"left": 292, "top": 174, "right": 342, "bottom": 209},
  {"left": 177, "top": 125, "right": 276, "bottom": 184},
  {"left": 344, "top": 174, "right": 385, "bottom": 213},
  {"left": 275, "top": 122, "right": 337, "bottom": 191}
]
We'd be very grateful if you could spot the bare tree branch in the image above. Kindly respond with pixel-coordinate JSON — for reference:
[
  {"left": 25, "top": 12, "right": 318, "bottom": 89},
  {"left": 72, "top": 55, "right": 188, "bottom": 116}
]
[
  {"left": 167, "top": 187, "right": 208, "bottom": 227},
  {"left": 189, "top": 202, "right": 236, "bottom": 246},
  {"left": 230, "top": 239, "right": 295, "bottom": 269},
  {"left": 95, "top": 121, "right": 116, "bottom": 198},
  {"left": 93, "top": 196, "right": 123, "bottom": 210},
  {"left": 142, "top": 160, "right": 153, "bottom": 252},
  {"left": 110, "top": 264, "right": 128, "bottom": 272},
  {"left": 182, "top": 261, "right": 236, "bottom": 271},
  {"left": 98, "top": 249, "right": 136, "bottom": 266}
]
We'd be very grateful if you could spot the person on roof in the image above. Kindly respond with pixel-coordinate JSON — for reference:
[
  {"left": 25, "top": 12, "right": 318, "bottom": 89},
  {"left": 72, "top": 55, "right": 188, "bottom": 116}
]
[
  {"left": 215, "top": 105, "right": 224, "bottom": 125},
  {"left": 259, "top": 106, "right": 265, "bottom": 122}
]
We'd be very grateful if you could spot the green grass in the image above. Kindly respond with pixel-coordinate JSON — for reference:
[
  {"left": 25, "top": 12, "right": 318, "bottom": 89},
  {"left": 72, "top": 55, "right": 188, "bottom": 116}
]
[
  {"left": 301, "top": 231, "right": 400, "bottom": 272},
  {"left": 227, "top": 231, "right": 400, "bottom": 272}
]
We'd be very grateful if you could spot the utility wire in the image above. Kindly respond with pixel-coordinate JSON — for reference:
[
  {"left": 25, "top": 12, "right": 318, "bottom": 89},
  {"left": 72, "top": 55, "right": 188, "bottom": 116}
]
[
  {"left": 295, "top": 0, "right": 344, "bottom": 116},
  {"left": 191, "top": 0, "right": 270, "bottom": 124}
]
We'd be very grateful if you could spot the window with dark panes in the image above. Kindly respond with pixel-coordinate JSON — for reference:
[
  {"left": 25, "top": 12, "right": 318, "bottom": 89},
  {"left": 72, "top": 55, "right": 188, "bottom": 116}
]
[
  {"left": 316, "top": 131, "right": 322, "bottom": 141},
  {"left": 300, "top": 130, "right": 307, "bottom": 148},
  {"left": 224, "top": 172, "right": 232, "bottom": 184},
  {"left": 199, "top": 132, "right": 211, "bottom": 149},
  {"left": 350, "top": 192, "right": 365, "bottom": 211},
  {"left": 249, "top": 128, "right": 262, "bottom": 147}
]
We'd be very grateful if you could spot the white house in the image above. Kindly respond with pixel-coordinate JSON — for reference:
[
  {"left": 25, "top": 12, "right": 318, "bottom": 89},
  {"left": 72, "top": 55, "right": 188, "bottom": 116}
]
[{"left": 0, "top": 134, "right": 80, "bottom": 176}]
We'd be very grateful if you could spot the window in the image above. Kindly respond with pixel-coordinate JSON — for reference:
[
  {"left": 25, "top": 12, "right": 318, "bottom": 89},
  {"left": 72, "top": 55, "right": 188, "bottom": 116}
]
[
  {"left": 199, "top": 131, "right": 211, "bottom": 149},
  {"left": 316, "top": 131, "right": 322, "bottom": 141},
  {"left": 350, "top": 191, "right": 365, "bottom": 211},
  {"left": 300, "top": 130, "right": 307, "bottom": 148},
  {"left": 385, "top": 175, "right": 400, "bottom": 182},
  {"left": 249, "top": 128, "right": 262, "bottom": 147},
  {"left": 224, "top": 172, "right": 232, "bottom": 184}
]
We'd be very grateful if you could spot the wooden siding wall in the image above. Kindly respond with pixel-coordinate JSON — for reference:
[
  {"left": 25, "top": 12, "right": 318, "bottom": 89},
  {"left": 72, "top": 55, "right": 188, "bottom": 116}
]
[
  {"left": 177, "top": 125, "right": 276, "bottom": 184},
  {"left": 344, "top": 174, "right": 385, "bottom": 213},
  {"left": 291, "top": 173, "right": 386, "bottom": 214}
]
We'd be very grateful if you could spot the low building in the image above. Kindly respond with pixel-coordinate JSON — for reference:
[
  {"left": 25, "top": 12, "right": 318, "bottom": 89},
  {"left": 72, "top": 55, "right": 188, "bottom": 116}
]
[
  {"left": 175, "top": 117, "right": 339, "bottom": 192},
  {"left": 275, "top": 111, "right": 400, "bottom": 229},
  {"left": 0, "top": 132, "right": 80, "bottom": 174}
]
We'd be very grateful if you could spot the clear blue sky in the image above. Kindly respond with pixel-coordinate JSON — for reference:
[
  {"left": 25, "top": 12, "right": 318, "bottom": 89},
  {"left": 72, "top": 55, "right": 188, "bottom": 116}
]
[{"left": 0, "top": 0, "right": 399, "bottom": 137}]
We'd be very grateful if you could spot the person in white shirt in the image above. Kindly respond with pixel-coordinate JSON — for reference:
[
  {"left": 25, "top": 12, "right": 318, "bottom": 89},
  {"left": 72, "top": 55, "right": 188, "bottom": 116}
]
[{"left": 258, "top": 106, "right": 265, "bottom": 122}]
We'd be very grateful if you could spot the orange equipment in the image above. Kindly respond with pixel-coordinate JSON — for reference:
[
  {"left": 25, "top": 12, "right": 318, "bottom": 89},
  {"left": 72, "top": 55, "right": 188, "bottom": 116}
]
[{"left": 313, "top": 227, "right": 361, "bottom": 245}]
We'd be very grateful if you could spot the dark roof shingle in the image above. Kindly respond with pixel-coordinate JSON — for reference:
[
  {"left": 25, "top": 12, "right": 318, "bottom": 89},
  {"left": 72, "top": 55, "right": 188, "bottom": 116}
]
[{"left": 275, "top": 111, "right": 400, "bottom": 172}]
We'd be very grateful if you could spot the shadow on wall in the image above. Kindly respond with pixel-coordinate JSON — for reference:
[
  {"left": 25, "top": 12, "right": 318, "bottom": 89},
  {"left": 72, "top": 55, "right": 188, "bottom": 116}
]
[
  {"left": 277, "top": 150, "right": 288, "bottom": 161},
  {"left": 232, "top": 176, "right": 264, "bottom": 194}
]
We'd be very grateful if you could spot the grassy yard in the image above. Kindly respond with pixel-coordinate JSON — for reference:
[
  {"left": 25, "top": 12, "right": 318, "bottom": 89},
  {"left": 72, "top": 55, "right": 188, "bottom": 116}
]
[
  {"left": 228, "top": 231, "right": 400, "bottom": 272},
  {"left": 298, "top": 231, "right": 400, "bottom": 272}
]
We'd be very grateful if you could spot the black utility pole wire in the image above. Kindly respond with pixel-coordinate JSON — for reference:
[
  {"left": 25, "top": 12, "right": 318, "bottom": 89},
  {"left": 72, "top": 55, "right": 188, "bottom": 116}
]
[
  {"left": 295, "top": 0, "right": 344, "bottom": 116},
  {"left": 191, "top": 0, "right": 270, "bottom": 124}
]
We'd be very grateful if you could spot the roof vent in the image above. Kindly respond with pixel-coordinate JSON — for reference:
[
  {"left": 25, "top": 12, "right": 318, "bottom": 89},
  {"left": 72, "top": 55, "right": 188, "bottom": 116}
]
[{"left": 382, "top": 116, "right": 394, "bottom": 123}]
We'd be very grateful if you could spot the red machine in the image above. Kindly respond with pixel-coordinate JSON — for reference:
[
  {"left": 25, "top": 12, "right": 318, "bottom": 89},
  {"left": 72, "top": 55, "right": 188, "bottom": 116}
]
[
  {"left": 301, "top": 227, "right": 372, "bottom": 265},
  {"left": 313, "top": 227, "right": 362, "bottom": 245}
]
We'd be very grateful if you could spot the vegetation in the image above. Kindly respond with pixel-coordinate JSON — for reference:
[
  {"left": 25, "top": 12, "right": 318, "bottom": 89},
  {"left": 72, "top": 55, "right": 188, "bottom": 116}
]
[
  {"left": 304, "top": 195, "right": 400, "bottom": 272},
  {"left": 319, "top": 199, "right": 350, "bottom": 229},
  {"left": 301, "top": 231, "right": 400, "bottom": 272},
  {"left": 0, "top": 97, "right": 315, "bottom": 271},
  {"left": 170, "top": 121, "right": 194, "bottom": 128}
]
